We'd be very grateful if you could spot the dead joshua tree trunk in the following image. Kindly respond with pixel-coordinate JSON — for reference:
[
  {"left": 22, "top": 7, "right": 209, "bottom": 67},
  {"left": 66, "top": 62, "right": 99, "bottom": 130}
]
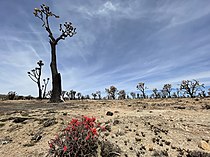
[
  {"left": 28, "top": 60, "right": 44, "bottom": 99},
  {"left": 42, "top": 78, "right": 50, "bottom": 98},
  {"left": 50, "top": 41, "right": 62, "bottom": 102},
  {"left": 33, "top": 4, "right": 76, "bottom": 103}
]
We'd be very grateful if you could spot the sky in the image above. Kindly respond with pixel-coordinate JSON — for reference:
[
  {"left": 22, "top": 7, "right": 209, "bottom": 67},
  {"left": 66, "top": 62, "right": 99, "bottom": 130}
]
[{"left": 0, "top": 0, "right": 210, "bottom": 97}]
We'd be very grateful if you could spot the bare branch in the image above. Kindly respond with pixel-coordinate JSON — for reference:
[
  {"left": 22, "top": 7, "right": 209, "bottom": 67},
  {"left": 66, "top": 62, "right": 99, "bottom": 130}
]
[
  {"left": 56, "top": 22, "right": 76, "bottom": 43},
  {"left": 28, "top": 74, "right": 38, "bottom": 83}
]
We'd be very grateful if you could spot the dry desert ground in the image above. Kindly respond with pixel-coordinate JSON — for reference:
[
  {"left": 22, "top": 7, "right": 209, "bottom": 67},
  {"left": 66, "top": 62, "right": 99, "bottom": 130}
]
[{"left": 0, "top": 98, "right": 210, "bottom": 157}]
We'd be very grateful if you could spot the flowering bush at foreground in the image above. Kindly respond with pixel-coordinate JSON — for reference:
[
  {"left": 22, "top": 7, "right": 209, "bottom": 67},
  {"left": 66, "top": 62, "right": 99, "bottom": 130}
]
[{"left": 47, "top": 116, "right": 107, "bottom": 157}]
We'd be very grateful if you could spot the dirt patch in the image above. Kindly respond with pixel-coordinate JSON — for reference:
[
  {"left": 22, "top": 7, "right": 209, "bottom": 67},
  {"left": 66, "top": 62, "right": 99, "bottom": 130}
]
[{"left": 0, "top": 98, "right": 210, "bottom": 156}]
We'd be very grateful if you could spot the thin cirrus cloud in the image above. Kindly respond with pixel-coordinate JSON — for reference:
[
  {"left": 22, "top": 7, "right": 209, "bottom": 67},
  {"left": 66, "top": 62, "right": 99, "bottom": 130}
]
[{"left": 0, "top": 0, "right": 210, "bottom": 97}]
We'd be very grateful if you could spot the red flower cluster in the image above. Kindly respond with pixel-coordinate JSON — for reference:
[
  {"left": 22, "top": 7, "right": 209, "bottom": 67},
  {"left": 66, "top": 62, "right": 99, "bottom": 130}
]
[{"left": 48, "top": 116, "right": 107, "bottom": 156}]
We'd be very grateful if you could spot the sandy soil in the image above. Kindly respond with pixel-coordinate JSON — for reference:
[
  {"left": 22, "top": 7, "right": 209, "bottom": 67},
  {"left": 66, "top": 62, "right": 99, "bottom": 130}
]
[{"left": 0, "top": 98, "right": 210, "bottom": 157}]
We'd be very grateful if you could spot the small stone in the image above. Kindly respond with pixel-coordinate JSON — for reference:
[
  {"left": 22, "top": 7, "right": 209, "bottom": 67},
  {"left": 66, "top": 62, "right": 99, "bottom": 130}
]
[
  {"left": 105, "top": 125, "right": 111, "bottom": 132},
  {"left": 0, "top": 136, "right": 12, "bottom": 145},
  {"left": 106, "top": 111, "right": 113, "bottom": 116},
  {"left": 104, "top": 132, "right": 110, "bottom": 136},
  {"left": 20, "top": 112, "right": 29, "bottom": 116},
  {"left": 113, "top": 119, "right": 120, "bottom": 125},
  {"left": 171, "top": 145, "right": 176, "bottom": 149},
  {"left": 135, "top": 137, "right": 141, "bottom": 142},
  {"left": 23, "top": 142, "right": 35, "bottom": 147},
  {"left": 198, "top": 140, "right": 210, "bottom": 151},
  {"left": 165, "top": 141, "right": 171, "bottom": 146},
  {"left": 31, "top": 132, "right": 42, "bottom": 142},
  {"left": 147, "top": 145, "right": 153, "bottom": 151},
  {"left": 43, "top": 118, "right": 56, "bottom": 127},
  {"left": 13, "top": 117, "right": 28, "bottom": 123},
  {"left": 63, "top": 112, "right": 67, "bottom": 116}
]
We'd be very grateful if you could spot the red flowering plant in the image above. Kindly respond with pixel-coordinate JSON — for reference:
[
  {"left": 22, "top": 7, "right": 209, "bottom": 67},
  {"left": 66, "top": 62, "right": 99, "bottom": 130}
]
[{"left": 47, "top": 116, "right": 107, "bottom": 157}]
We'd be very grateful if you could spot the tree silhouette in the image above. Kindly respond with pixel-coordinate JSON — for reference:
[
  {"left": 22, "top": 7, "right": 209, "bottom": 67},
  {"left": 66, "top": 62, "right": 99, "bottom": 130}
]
[
  {"left": 42, "top": 78, "right": 50, "bottom": 98},
  {"left": 136, "top": 82, "right": 147, "bottom": 99},
  {"left": 105, "top": 86, "right": 117, "bottom": 99},
  {"left": 96, "top": 91, "right": 101, "bottom": 99},
  {"left": 118, "top": 90, "right": 126, "bottom": 99},
  {"left": 33, "top": 4, "right": 76, "bottom": 102},
  {"left": 180, "top": 79, "right": 204, "bottom": 98},
  {"left": 152, "top": 88, "right": 159, "bottom": 98},
  {"left": 162, "top": 84, "right": 172, "bottom": 98},
  {"left": 92, "top": 93, "right": 97, "bottom": 100},
  {"left": 28, "top": 60, "right": 46, "bottom": 99},
  {"left": 130, "top": 92, "right": 136, "bottom": 99}
]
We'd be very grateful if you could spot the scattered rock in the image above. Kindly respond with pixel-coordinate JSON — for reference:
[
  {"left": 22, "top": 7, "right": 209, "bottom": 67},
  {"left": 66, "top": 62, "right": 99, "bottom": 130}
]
[
  {"left": 198, "top": 140, "right": 210, "bottom": 151},
  {"left": 148, "top": 145, "right": 153, "bottom": 151},
  {"left": 135, "top": 137, "right": 141, "bottom": 142},
  {"left": 152, "top": 150, "right": 169, "bottom": 157},
  {"left": 63, "top": 112, "right": 67, "bottom": 116},
  {"left": 174, "top": 106, "right": 186, "bottom": 109},
  {"left": 43, "top": 118, "right": 56, "bottom": 127},
  {"left": 23, "top": 142, "right": 35, "bottom": 147},
  {"left": 100, "top": 141, "right": 121, "bottom": 157},
  {"left": 20, "top": 112, "right": 29, "bottom": 116},
  {"left": 203, "top": 104, "right": 210, "bottom": 110},
  {"left": 0, "top": 136, "right": 12, "bottom": 145},
  {"left": 165, "top": 141, "right": 171, "bottom": 146},
  {"left": 186, "top": 150, "right": 210, "bottom": 157},
  {"left": 105, "top": 125, "right": 112, "bottom": 132},
  {"left": 106, "top": 111, "right": 113, "bottom": 116},
  {"left": 13, "top": 117, "right": 28, "bottom": 123},
  {"left": 31, "top": 132, "right": 42, "bottom": 142},
  {"left": 113, "top": 119, "right": 120, "bottom": 125},
  {"left": 0, "top": 123, "right": 5, "bottom": 127}
]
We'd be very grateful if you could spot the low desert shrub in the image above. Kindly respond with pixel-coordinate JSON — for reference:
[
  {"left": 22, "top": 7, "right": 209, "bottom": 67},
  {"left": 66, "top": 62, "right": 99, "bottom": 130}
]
[{"left": 47, "top": 116, "right": 107, "bottom": 157}]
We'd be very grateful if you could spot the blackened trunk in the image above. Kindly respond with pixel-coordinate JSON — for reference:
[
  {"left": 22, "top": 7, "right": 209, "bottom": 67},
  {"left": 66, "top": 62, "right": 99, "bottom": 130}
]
[
  {"left": 38, "top": 67, "right": 42, "bottom": 99},
  {"left": 49, "top": 41, "right": 62, "bottom": 103},
  {"left": 38, "top": 82, "right": 42, "bottom": 99}
]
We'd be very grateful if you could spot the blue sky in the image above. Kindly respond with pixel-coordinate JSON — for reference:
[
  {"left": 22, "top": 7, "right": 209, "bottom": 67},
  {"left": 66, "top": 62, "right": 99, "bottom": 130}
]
[{"left": 0, "top": 0, "right": 210, "bottom": 97}]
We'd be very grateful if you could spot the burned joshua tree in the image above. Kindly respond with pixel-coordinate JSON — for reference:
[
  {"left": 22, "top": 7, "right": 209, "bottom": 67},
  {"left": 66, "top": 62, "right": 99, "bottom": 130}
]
[
  {"left": 42, "top": 78, "right": 50, "bottom": 99},
  {"left": 180, "top": 79, "right": 204, "bottom": 98},
  {"left": 33, "top": 4, "right": 76, "bottom": 102},
  {"left": 136, "top": 82, "right": 147, "bottom": 99},
  {"left": 28, "top": 60, "right": 47, "bottom": 99},
  {"left": 105, "top": 86, "right": 117, "bottom": 99}
]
